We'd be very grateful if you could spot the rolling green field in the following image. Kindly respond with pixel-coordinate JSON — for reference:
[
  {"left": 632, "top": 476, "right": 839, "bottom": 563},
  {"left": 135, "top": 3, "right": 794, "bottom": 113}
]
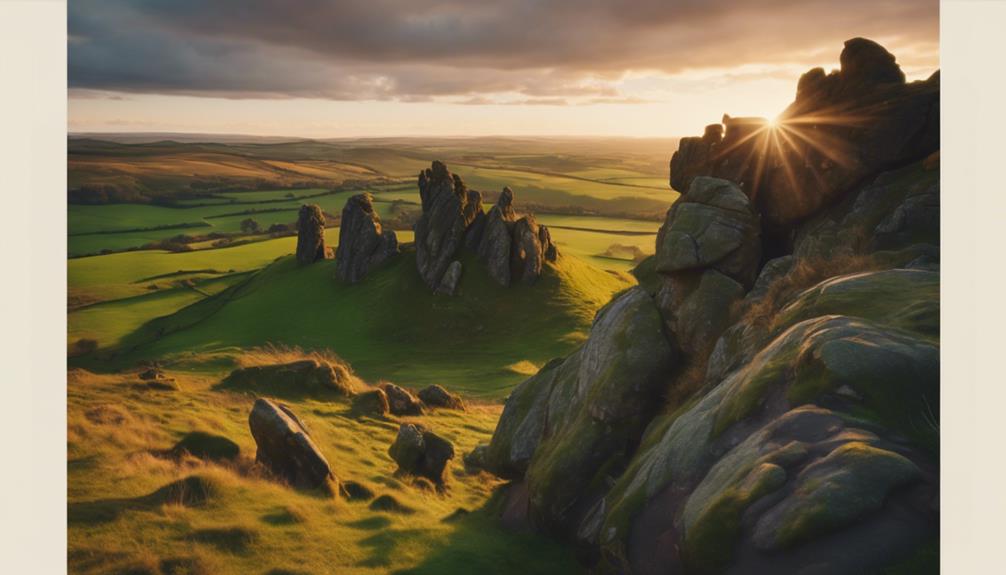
[{"left": 68, "top": 136, "right": 672, "bottom": 396}]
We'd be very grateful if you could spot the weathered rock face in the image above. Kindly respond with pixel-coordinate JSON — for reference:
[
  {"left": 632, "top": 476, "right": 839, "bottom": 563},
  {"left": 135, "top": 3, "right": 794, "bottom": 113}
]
[
  {"left": 653, "top": 176, "right": 760, "bottom": 356},
  {"left": 334, "top": 193, "right": 399, "bottom": 283},
  {"left": 249, "top": 399, "right": 338, "bottom": 494},
  {"left": 670, "top": 37, "right": 939, "bottom": 229},
  {"left": 485, "top": 287, "right": 676, "bottom": 532},
  {"left": 380, "top": 383, "right": 424, "bottom": 416},
  {"left": 295, "top": 204, "right": 327, "bottom": 264},
  {"left": 481, "top": 38, "right": 940, "bottom": 575},
  {"left": 418, "top": 385, "right": 465, "bottom": 410},
  {"left": 388, "top": 423, "right": 456, "bottom": 487},
  {"left": 509, "top": 215, "right": 558, "bottom": 286},
  {"left": 222, "top": 360, "right": 357, "bottom": 398},
  {"left": 655, "top": 177, "right": 761, "bottom": 288},
  {"left": 477, "top": 188, "right": 519, "bottom": 285},
  {"left": 414, "top": 161, "right": 481, "bottom": 290}
]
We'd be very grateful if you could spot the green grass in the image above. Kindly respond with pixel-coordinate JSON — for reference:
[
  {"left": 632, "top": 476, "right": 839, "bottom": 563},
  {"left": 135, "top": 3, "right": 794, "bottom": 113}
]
[
  {"left": 79, "top": 250, "right": 631, "bottom": 399},
  {"left": 67, "top": 366, "right": 579, "bottom": 575}
]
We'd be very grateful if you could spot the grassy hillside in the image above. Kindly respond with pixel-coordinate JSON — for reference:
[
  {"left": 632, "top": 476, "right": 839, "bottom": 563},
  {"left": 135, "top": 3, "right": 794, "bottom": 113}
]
[
  {"left": 77, "top": 249, "right": 633, "bottom": 399},
  {"left": 68, "top": 356, "right": 578, "bottom": 575}
]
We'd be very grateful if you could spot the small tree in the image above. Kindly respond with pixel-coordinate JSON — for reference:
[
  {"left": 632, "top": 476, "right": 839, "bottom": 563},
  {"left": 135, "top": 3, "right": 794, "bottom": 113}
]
[{"left": 240, "top": 218, "right": 260, "bottom": 234}]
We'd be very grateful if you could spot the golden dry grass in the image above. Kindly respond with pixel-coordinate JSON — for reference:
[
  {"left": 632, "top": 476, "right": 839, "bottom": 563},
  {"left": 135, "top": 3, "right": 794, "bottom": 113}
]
[{"left": 67, "top": 357, "right": 577, "bottom": 575}]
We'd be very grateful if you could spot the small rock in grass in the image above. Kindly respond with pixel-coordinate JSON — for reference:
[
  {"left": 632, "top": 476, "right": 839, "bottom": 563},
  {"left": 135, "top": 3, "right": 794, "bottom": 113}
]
[
  {"left": 380, "top": 383, "right": 424, "bottom": 415},
  {"left": 249, "top": 398, "right": 339, "bottom": 495},
  {"left": 388, "top": 423, "right": 456, "bottom": 487},
  {"left": 418, "top": 385, "right": 465, "bottom": 410},
  {"left": 351, "top": 388, "right": 390, "bottom": 416}
]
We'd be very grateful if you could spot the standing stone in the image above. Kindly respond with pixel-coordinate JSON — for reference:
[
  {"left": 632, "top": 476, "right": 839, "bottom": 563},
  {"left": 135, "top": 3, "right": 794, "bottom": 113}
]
[
  {"left": 510, "top": 215, "right": 557, "bottom": 286},
  {"left": 295, "top": 204, "right": 327, "bottom": 264},
  {"left": 414, "top": 162, "right": 479, "bottom": 290},
  {"left": 248, "top": 398, "right": 337, "bottom": 494},
  {"left": 334, "top": 193, "right": 399, "bottom": 283},
  {"left": 478, "top": 188, "right": 519, "bottom": 286}
]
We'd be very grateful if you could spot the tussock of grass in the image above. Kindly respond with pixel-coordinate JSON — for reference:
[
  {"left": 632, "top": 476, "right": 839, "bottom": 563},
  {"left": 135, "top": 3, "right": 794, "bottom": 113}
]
[{"left": 234, "top": 343, "right": 351, "bottom": 371}]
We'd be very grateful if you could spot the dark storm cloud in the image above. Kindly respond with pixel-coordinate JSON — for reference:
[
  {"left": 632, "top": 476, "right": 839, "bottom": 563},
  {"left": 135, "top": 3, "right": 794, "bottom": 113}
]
[{"left": 68, "top": 0, "right": 938, "bottom": 100}]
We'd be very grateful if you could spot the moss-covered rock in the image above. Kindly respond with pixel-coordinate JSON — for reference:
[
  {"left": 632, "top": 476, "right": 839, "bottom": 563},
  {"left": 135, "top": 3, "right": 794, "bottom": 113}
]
[
  {"left": 484, "top": 288, "right": 675, "bottom": 535},
  {"left": 776, "top": 268, "right": 939, "bottom": 341},
  {"left": 484, "top": 357, "right": 563, "bottom": 479},
  {"left": 752, "top": 442, "right": 921, "bottom": 550},
  {"left": 655, "top": 177, "right": 761, "bottom": 287}
]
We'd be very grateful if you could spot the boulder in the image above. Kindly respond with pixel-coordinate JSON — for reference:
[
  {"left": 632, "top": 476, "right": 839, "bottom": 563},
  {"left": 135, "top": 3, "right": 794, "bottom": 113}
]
[
  {"left": 380, "top": 383, "right": 424, "bottom": 416},
  {"left": 463, "top": 444, "right": 489, "bottom": 470},
  {"left": 334, "top": 193, "right": 399, "bottom": 283},
  {"left": 670, "top": 38, "right": 939, "bottom": 229},
  {"left": 418, "top": 385, "right": 465, "bottom": 410},
  {"left": 654, "top": 176, "right": 761, "bottom": 288},
  {"left": 248, "top": 399, "right": 337, "bottom": 494},
  {"left": 656, "top": 268, "right": 745, "bottom": 356},
  {"left": 388, "top": 423, "right": 456, "bottom": 486},
  {"left": 523, "top": 288, "right": 676, "bottom": 532},
  {"left": 295, "top": 204, "right": 327, "bottom": 264},
  {"left": 221, "top": 359, "right": 357, "bottom": 398},
  {"left": 414, "top": 162, "right": 480, "bottom": 290},
  {"left": 351, "top": 388, "right": 390, "bottom": 416},
  {"left": 484, "top": 288, "right": 676, "bottom": 533}
]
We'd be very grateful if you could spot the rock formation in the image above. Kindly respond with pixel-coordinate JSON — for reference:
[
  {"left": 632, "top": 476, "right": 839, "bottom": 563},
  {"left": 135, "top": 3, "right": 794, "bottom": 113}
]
[
  {"left": 295, "top": 204, "right": 327, "bottom": 264},
  {"left": 413, "top": 163, "right": 558, "bottom": 291},
  {"left": 249, "top": 399, "right": 338, "bottom": 494},
  {"left": 479, "top": 38, "right": 940, "bottom": 575},
  {"left": 388, "top": 423, "right": 456, "bottom": 487},
  {"left": 334, "top": 193, "right": 399, "bottom": 283},
  {"left": 670, "top": 37, "right": 938, "bottom": 231},
  {"left": 414, "top": 161, "right": 481, "bottom": 290}
]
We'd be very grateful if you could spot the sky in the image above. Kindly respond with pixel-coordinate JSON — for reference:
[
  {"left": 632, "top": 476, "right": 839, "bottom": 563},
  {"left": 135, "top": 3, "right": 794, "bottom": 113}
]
[{"left": 67, "top": 0, "right": 939, "bottom": 139}]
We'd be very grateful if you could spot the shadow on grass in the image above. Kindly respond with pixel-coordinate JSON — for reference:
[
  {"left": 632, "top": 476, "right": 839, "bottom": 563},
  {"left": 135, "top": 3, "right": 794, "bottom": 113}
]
[
  {"left": 68, "top": 475, "right": 215, "bottom": 526},
  {"left": 351, "top": 493, "right": 580, "bottom": 575}
]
